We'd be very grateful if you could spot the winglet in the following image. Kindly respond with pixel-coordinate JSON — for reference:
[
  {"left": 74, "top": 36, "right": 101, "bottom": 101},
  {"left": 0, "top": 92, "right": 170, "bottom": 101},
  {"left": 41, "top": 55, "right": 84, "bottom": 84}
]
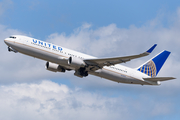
[{"left": 146, "top": 44, "right": 157, "bottom": 53}]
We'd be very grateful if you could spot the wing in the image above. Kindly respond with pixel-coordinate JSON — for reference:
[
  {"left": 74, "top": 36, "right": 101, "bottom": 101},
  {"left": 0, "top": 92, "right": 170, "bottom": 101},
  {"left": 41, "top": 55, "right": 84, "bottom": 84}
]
[{"left": 84, "top": 44, "right": 157, "bottom": 70}]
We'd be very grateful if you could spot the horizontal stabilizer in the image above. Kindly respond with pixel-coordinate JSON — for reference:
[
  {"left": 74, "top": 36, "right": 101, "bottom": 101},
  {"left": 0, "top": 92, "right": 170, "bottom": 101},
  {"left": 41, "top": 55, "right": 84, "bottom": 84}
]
[{"left": 143, "top": 77, "right": 176, "bottom": 82}]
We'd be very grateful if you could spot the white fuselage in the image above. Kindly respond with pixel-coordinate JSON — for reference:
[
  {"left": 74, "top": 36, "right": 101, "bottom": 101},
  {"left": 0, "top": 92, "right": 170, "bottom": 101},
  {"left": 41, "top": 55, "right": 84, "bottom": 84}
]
[{"left": 4, "top": 35, "right": 154, "bottom": 85}]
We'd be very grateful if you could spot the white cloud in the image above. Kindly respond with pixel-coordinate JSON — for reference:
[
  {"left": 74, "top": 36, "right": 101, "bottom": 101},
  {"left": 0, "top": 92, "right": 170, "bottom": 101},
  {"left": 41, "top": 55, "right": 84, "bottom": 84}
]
[
  {"left": 151, "top": 102, "right": 173, "bottom": 116},
  {"left": 0, "top": 80, "right": 176, "bottom": 120},
  {"left": 46, "top": 17, "right": 180, "bottom": 60}
]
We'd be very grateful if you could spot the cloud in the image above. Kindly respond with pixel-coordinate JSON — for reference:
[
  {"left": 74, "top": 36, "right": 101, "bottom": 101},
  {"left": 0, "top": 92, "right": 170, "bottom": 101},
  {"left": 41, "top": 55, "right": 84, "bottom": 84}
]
[{"left": 0, "top": 80, "right": 177, "bottom": 120}]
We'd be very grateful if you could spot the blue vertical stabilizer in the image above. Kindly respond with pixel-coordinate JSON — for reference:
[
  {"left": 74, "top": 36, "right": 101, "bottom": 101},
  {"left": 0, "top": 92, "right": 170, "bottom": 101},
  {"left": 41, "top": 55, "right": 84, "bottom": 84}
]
[{"left": 137, "top": 50, "right": 170, "bottom": 77}]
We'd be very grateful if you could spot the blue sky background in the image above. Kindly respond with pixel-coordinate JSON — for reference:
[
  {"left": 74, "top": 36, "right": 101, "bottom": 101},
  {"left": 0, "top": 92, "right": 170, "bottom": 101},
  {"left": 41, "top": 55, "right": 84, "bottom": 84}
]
[
  {"left": 2, "top": 0, "right": 180, "bottom": 39},
  {"left": 1, "top": 0, "right": 180, "bottom": 120}
]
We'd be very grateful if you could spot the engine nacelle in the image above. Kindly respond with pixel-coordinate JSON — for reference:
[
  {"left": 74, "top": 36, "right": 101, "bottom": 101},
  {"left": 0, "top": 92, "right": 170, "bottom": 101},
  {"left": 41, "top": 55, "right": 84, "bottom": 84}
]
[
  {"left": 68, "top": 57, "right": 86, "bottom": 68},
  {"left": 45, "top": 62, "right": 65, "bottom": 72}
]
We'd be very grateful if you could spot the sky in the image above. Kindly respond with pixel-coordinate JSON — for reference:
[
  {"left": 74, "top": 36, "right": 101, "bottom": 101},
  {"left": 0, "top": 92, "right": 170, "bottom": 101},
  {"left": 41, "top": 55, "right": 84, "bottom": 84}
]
[{"left": 0, "top": 0, "right": 180, "bottom": 120}]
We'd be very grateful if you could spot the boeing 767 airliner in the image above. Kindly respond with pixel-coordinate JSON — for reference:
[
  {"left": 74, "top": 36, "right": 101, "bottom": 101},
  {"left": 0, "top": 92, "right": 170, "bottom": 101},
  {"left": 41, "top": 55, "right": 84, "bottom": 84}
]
[{"left": 4, "top": 35, "right": 175, "bottom": 85}]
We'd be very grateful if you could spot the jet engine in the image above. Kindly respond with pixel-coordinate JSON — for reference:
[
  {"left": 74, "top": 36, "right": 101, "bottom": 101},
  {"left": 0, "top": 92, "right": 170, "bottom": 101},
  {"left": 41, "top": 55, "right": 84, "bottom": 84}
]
[
  {"left": 68, "top": 57, "right": 88, "bottom": 77},
  {"left": 45, "top": 62, "right": 65, "bottom": 72},
  {"left": 68, "top": 57, "right": 86, "bottom": 68}
]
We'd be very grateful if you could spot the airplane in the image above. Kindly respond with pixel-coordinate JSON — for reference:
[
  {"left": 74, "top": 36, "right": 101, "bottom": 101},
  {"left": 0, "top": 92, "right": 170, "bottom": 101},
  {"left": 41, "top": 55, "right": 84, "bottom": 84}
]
[{"left": 4, "top": 35, "right": 175, "bottom": 85}]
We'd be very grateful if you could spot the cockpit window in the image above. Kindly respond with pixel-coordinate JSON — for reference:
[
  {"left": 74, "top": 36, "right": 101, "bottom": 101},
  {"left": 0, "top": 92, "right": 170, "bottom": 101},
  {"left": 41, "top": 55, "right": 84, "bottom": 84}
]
[{"left": 9, "top": 36, "right": 16, "bottom": 39}]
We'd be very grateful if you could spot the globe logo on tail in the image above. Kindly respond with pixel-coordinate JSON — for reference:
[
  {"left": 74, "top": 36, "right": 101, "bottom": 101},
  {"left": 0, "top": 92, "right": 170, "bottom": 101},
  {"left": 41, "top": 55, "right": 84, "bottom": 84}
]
[{"left": 138, "top": 60, "right": 156, "bottom": 77}]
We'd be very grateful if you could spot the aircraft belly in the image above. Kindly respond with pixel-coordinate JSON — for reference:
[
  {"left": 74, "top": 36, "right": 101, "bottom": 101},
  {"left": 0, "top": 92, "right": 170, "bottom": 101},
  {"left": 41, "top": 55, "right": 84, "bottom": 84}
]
[{"left": 92, "top": 68, "right": 148, "bottom": 85}]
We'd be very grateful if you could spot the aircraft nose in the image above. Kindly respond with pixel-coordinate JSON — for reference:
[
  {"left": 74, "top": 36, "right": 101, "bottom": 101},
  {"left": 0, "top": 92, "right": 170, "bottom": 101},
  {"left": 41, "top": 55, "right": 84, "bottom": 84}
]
[
  {"left": 4, "top": 39, "right": 9, "bottom": 45},
  {"left": 4, "top": 39, "right": 12, "bottom": 46}
]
